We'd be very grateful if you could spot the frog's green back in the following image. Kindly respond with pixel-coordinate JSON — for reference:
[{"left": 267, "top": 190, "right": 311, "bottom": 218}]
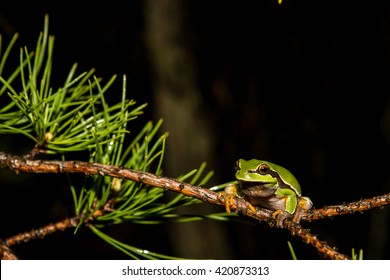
[{"left": 263, "top": 161, "right": 302, "bottom": 195}]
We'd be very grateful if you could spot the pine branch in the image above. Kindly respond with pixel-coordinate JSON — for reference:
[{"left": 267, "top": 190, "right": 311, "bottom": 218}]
[
  {"left": 3, "top": 216, "right": 80, "bottom": 247},
  {"left": 2, "top": 202, "right": 112, "bottom": 248},
  {"left": 306, "top": 195, "right": 390, "bottom": 220},
  {"left": 1, "top": 152, "right": 388, "bottom": 220},
  {"left": 284, "top": 221, "right": 349, "bottom": 260},
  {"left": 0, "top": 241, "right": 18, "bottom": 260},
  {"left": 2, "top": 151, "right": 388, "bottom": 259},
  {"left": 0, "top": 151, "right": 224, "bottom": 207}
]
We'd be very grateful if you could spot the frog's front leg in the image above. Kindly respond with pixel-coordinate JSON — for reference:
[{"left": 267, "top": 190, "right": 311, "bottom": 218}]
[
  {"left": 273, "top": 190, "right": 313, "bottom": 227},
  {"left": 273, "top": 188, "right": 298, "bottom": 227},
  {"left": 223, "top": 184, "right": 237, "bottom": 213},
  {"left": 224, "top": 183, "right": 257, "bottom": 213},
  {"left": 271, "top": 209, "right": 290, "bottom": 228}
]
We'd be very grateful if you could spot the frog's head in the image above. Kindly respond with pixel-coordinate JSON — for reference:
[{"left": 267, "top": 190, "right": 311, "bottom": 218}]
[{"left": 235, "top": 159, "right": 302, "bottom": 195}]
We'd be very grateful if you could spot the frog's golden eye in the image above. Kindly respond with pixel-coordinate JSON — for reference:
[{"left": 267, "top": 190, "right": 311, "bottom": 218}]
[
  {"left": 257, "top": 164, "right": 270, "bottom": 175},
  {"left": 234, "top": 160, "right": 241, "bottom": 171}
]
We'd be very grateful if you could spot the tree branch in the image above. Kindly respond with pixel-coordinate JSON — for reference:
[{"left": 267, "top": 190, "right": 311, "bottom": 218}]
[
  {"left": 306, "top": 194, "right": 390, "bottom": 221},
  {"left": 2, "top": 151, "right": 388, "bottom": 260}
]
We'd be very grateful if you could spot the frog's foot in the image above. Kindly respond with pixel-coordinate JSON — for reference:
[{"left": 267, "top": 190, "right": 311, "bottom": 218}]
[
  {"left": 272, "top": 209, "right": 290, "bottom": 228},
  {"left": 244, "top": 201, "right": 257, "bottom": 213},
  {"left": 227, "top": 195, "right": 257, "bottom": 214},
  {"left": 223, "top": 192, "right": 235, "bottom": 214},
  {"left": 292, "top": 197, "right": 313, "bottom": 224},
  {"left": 223, "top": 184, "right": 257, "bottom": 214},
  {"left": 292, "top": 208, "right": 304, "bottom": 224},
  {"left": 223, "top": 185, "right": 238, "bottom": 213}
]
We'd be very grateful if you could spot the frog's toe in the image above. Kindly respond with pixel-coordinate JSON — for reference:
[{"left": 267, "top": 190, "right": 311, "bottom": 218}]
[
  {"left": 246, "top": 202, "right": 257, "bottom": 213},
  {"left": 292, "top": 197, "right": 313, "bottom": 223},
  {"left": 223, "top": 185, "right": 239, "bottom": 213},
  {"left": 222, "top": 192, "right": 235, "bottom": 213},
  {"left": 272, "top": 209, "right": 289, "bottom": 228},
  {"left": 223, "top": 191, "right": 257, "bottom": 214},
  {"left": 292, "top": 210, "right": 304, "bottom": 224},
  {"left": 299, "top": 197, "right": 313, "bottom": 210}
]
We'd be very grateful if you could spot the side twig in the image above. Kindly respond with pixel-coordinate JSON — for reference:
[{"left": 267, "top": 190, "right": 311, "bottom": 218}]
[
  {"left": 4, "top": 216, "right": 80, "bottom": 247},
  {"left": 0, "top": 241, "right": 18, "bottom": 260},
  {"left": 3, "top": 205, "right": 110, "bottom": 247},
  {"left": 306, "top": 194, "right": 390, "bottom": 221},
  {"left": 284, "top": 221, "right": 349, "bottom": 260}
]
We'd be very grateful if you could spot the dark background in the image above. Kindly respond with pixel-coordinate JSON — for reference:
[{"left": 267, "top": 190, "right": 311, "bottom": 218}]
[{"left": 0, "top": 0, "right": 389, "bottom": 259}]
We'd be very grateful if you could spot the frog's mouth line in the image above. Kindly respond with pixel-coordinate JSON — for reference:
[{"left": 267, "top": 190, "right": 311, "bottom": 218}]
[{"left": 239, "top": 179, "right": 292, "bottom": 191}]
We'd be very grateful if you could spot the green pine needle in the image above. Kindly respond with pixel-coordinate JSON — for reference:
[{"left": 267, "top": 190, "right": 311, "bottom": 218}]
[
  {"left": 1, "top": 15, "right": 222, "bottom": 260},
  {"left": 90, "top": 226, "right": 184, "bottom": 260},
  {"left": 0, "top": 16, "right": 145, "bottom": 154},
  {"left": 287, "top": 241, "right": 298, "bottom": 260}
]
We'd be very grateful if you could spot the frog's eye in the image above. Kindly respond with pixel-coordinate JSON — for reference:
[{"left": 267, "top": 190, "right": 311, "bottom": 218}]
[
  {"left": 257, "top": 164, "right": 270, "bottom": 175},
  {"left": 234, "top": 160, "right": 241, "bottom": 171}
]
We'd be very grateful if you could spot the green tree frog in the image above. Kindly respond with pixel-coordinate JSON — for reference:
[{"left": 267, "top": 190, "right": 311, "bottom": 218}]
[{"left": 225, "top": 159, "right": 313, "bottom": 227}]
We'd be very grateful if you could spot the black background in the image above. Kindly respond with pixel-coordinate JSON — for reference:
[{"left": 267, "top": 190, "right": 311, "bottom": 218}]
[{"left": 0, "top": 0, "right": 389, "bottom": 259}]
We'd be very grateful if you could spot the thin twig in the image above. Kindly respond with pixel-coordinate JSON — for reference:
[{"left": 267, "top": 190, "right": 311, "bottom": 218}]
[
  {"left": 306, "top": 193, "right": 390, "bottom": 221},
  {"left": 284, "top": 221, "right": 350, "bottom": 260},
  {"left": 4, "top": 216, "right": 80, "bottom": 247},
  {"left": 2, "top": 205, "right": 109, "bottom": 251},
  {"left": 0, "top": 241, "right": 18, "bottom": 260}
]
